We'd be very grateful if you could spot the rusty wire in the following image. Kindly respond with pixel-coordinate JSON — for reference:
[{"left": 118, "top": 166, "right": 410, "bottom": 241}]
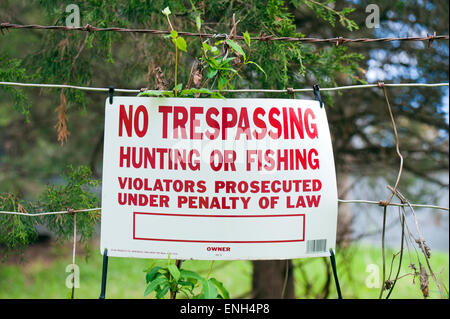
[{"left": 0, "top": 22, "right": 448, "bottom": 46}]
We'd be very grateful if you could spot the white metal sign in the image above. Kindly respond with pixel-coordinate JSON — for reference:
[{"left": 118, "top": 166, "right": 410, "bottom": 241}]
[{"left": 100, "top": 97, "right": 338, "bottom": 260}]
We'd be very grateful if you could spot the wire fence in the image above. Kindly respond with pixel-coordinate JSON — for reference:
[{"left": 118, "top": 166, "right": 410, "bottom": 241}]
[
  {"left": 0, "top": 208, "right": 100, "bottom": 216},
  {"left": 1, "top": 22, "right": 449, "bottom": 46},
  {"left": 0, "top": 79, "right": 448, "bottom": 216},
  {"left": 0, "top": 80, "right": 448, "bottom": 95},
  {"left": 0, "top": 198, "right": 448, "bottom": 216}
]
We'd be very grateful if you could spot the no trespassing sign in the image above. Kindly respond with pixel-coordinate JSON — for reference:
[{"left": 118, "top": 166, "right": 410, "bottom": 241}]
[{"left": 100, "top": 97, "right": 338, "bottom": 260}]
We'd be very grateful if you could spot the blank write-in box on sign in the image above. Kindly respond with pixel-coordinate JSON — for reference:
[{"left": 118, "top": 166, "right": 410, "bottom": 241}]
[{"left": 133, "top": 212, "right": 305, "bottom": 243}]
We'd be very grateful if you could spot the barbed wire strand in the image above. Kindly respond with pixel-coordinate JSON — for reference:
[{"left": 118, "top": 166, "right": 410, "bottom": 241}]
[
  {"left": 0, "top": 199, "right": 448, "bottom": 216},
  {"left": 0, "top": 81, "right": 448, "bottom": 94},
  {"left": 0, "top": 23, "right": 448, "bottom": 45}
]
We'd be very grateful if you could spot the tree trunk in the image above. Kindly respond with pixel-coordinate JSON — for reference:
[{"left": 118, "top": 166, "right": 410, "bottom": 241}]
[
  {"left": 336, "top": 169, "right": 353, "bottom": 247},
  {"left": 252, "top": 260, "right": 295, "bottom": 299}
]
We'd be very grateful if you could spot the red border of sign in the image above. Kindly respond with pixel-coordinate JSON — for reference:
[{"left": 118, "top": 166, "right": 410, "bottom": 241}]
[{"left": 132, "top": 212, "right": 305, "bottom": 243}]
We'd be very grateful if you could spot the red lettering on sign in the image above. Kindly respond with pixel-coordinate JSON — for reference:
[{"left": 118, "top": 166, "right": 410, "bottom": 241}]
[
  {"left": 119, "top": 104, "right": 148, "bottom": 137},
  {"left": 158, "top": 106, "right": 319, "bottom": 141},
  {"left": 207, "top": 247, "right": 231, "bottom": 252}
]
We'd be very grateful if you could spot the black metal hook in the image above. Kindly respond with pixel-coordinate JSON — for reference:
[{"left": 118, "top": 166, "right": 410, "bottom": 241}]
[
  {"left": 313, "top": 84, "right": 323, "bottom": 108},
  {"left": 109, "top": 87, "right": 115, "bottom": 105}
]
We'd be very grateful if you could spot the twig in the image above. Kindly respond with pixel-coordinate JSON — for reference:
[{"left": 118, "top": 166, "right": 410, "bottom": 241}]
[
  {"left": 378, "top": 82, "right": 403, "bottom": 299},
  {"left": 206, "top": 261, "right": 215, "bottom": 280},
  {"left": 280, "top": 260, "right": 289, "bottom": 299},
  {"left": 70, "top": 32, "right": 90, "bottom": 73},
  {"left": 390, "top": 187, "right": 446, "bottom": 298},
  {"left": 378, "top": 205, "right": 387, "bottom": 299},
  {"left": 379, "top": 83, "right": 404, "bottom": 206},
  {"left": 387, "top": 252, "right": 400, "bottom": 282},
  {"left": 386, "top": 207, "right": 405, "bottom": 299}
]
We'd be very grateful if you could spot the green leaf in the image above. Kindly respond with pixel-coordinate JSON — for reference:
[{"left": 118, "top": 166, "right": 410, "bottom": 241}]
[
  {"left": 195, "top": 15, "right": 202, "bottom": 31},
  {"left": 209, "top": 278, "right": 230, "bottom": 299},
  {"left": 247, "top": 61, "right": 267, "bottom": 79},
  {"left": 162, "top": 91, "right": 175, "bottom": 97},
  {"left": 146, "top": 266, "right": 163, "bottom": 283},
  {"left": 213, "top": 57, "right": 223, "bottom": 66},
  {"left": 211, "top": 91, "right": 225, "bottom": 99},
  {"left": 175, "top": 83, "right": 183, "bottom": 91},
  {"left": 204, "top": 56, "right": 219, "bottom": 67},
  {"left": 218, "top": 76, "right": 227, "bottom": 89},
  {"left": 178, "top": 280, "right": 195, "bottom": 290},
  {"left": 137, "top": 90, "right": 163, "bottom": 97},
  {"left": 162, "top": 7, "right": 171, "bottom": 16},
  {"left": 180, "top": 88, "right": 214, "bottom": 96},
  {"left": 179, "top": 89, "right": 192, "bottom": 96},
  {"left": 144, "top": 276, "right": 168, "bottom": 296},
  {"left": 202, "top": 43, "right": 212, "bottom": 52},
  {"left": 218, "top": 67, "right": 237, "bottom": 73},
  {"left": 243, "top": 31, "right": 251, "bottom": 47},
  {"left": 86, "top": 33, "right": 95, "bottom": 49},
  {"left": 225, "top": 39, "right": 245, "bottom": 58},
  {"left": 206, "top": 68, "right": 218, "bottom": 79},
  {"left": 176, "top": 37, "right": 187, "bottom": 52},
  {"left": 170, "top": 30, "right": 178, "bottom": 39},
  {"left": 156, "top": 285, "right": 170, "bottom": 299},
  {"left": 443, "top": 283, "right": 449, "bottom": 298},
  {"left": 168, "top": 264, "right": 181, "bottom": 282},
  {"left": 180, "top": 269, "right": 203, "bottom": 281},
  {"left": 219, "top": 57, "right": 236, "bottom": 66},
  {"left": 202, "top": 279, "right": 218, "bottom": 299},
  {"left": 179, "top": 289, "right": 191, "bottom": 299},
  {"left": 197, "top": 88, "right": 214, "bottom": 94}
]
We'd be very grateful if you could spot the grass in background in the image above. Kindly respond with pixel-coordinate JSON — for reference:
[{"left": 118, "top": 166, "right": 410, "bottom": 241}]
[
  {"left": 0, "top": 241, "right": 447, "bottom": 299},
  {"left": 0, "top": 240, "right": 252, "bottom": 299},
  {"left": 294, "top": 244, "right": 449, "bottom": 299}
]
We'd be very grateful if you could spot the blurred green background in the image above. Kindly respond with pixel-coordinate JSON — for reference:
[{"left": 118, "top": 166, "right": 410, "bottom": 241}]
[{"left": 0, "top": 240, "right": 447, "bottom": 299}]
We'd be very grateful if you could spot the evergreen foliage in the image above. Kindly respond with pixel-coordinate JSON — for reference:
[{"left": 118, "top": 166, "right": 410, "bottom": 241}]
[{"left": 0, "top": 166, "right": 99, "bottom": 252}]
